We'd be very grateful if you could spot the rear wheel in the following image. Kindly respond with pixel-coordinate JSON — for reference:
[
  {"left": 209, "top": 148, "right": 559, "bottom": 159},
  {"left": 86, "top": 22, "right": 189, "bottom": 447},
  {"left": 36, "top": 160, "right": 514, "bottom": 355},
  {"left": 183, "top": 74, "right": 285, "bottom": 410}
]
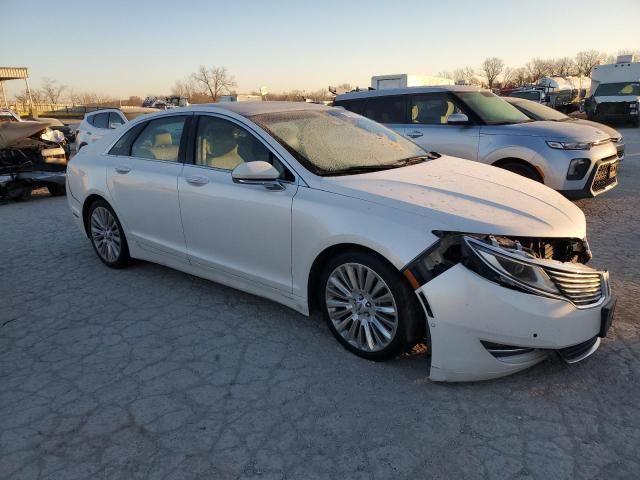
[
  {"left": 498, "top": 161, "right": 543, "bottom": 183},
  {"left": 87, "top": 200, "right": 131, "bottom": 268},
  {"left": 47, "top": 183, "right": 66, "bottom": 196},
  {"left": 319, "top": 250, "right": 424, "bottom": 361}
]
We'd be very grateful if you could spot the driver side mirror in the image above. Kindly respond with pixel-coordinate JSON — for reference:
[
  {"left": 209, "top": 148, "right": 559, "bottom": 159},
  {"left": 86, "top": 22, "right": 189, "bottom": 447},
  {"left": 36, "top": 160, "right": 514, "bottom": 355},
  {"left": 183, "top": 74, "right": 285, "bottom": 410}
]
[
  {"left": 232, "top": 161, "right": 284, "bottom": 190},
  {"left": 109, "top": 122, "right": 122, "bottom": 129},
  {"left": 447, "top": 113, "right": 470, "bottom": 125}
]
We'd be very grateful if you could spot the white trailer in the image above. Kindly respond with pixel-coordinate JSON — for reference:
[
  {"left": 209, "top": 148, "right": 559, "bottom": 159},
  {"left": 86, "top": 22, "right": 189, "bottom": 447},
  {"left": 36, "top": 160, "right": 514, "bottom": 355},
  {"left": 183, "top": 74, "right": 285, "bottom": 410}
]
[
  {"left": 586, "top": 56, "right": 640, "bottom": 125},
  {"left": 370, "top": 74, "right": 453, "bottom": 90}
]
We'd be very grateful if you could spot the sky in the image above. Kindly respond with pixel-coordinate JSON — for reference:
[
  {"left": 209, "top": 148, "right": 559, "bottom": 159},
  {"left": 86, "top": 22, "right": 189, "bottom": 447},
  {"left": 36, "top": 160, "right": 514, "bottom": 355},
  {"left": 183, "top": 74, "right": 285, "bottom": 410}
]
[{"left": 1, "top": 0, "right": 639, "bottom": 99}]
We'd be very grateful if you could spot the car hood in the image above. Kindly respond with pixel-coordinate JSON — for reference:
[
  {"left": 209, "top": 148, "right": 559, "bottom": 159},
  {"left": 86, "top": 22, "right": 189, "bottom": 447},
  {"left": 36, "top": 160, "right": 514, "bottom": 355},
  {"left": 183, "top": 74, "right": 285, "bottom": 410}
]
[
  {"left": 571, "top": 119, "right": 621, "bottom": 140},
  {"left": 318, "top": 156, "right": 586, "bottom": 238},
  {"left": 481, "top": 120, "right": 611, "bottom": 142}
]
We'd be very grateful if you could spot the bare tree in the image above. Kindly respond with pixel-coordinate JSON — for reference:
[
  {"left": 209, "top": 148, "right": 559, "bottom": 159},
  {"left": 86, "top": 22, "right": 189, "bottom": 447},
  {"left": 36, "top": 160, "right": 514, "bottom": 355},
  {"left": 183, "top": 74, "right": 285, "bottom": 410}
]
[
  {"left": 480, "top": 57, "right": 504, "bottom": 89},
  {"left": 500, "top": 66, "right": 514, "bottom": 88},
  {"left": 41, "top": 78, "right": 67, "bottom": 104},
  {"left": 551, "top": 57, "right": 577, "bottom": 77},
  {"left": 436, "top": 71, "right": 454, "bottom": 80},
  {"left": 526, "top": 58, "right": 552, "bottom": 82},
  {"left": 191, "top": 66, "right": 236, "bottom": 102},
  {"left": 575, "top": 50, "right": 606, "bottom": 77},
  {"left": 512, "top": 67, "right": 530, "bottom": 87},
  {"left": 453, "top": 66, "right": 479, "bottom": 85}
]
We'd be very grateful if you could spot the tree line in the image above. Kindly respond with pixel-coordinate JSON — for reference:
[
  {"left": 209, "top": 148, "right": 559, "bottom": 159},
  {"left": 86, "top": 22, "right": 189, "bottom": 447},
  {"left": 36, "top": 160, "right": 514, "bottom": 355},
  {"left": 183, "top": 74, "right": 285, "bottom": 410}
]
[{"left": 441, "top": 48, "right": 640, "bottom": 90}]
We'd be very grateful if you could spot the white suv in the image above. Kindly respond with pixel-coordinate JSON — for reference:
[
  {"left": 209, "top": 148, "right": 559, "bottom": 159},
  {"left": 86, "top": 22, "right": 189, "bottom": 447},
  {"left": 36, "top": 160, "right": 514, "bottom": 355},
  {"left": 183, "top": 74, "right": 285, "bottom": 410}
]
[
  {"left": 76, "top": 108, "right": 155, "bottom": 150},
  {"left": 335, "top": 86, "right": 620, "bottom": 199}
]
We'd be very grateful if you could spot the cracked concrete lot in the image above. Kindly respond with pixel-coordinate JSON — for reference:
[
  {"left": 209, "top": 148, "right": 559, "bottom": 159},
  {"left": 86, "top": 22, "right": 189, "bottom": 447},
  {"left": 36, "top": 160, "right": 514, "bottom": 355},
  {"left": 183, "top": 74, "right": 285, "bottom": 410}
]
[{"left": 1, "top": 127, "right": 639, "bottom": 480}]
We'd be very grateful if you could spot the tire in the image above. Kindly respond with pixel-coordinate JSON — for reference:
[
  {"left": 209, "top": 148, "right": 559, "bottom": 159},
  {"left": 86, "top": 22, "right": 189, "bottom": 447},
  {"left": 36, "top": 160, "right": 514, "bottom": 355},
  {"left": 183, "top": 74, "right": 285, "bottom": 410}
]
[
  {"left": 87, "top": 199, "right": 131, "bottom": 268},
  {"left": 498, "top": 161, "right": 543, "bottom": 183},
  {"left": 47, "top": 183, "right": 66, "bottom": 196},
  {"left": 319, "top": 250, "right": 424, "bottom": 361},
  {"left": 8, "top": 182, "right": 32, "bottom": 202}
]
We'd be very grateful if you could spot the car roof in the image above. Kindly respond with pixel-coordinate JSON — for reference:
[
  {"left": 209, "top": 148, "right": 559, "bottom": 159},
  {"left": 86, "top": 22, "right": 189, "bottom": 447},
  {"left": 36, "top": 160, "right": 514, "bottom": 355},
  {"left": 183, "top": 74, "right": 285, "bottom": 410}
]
[
  {"left": 194, "top": 101, "right": 332, "bottom": 116},
  {"left": 334, "top": 85, "right": 483, "bottom": 101}
]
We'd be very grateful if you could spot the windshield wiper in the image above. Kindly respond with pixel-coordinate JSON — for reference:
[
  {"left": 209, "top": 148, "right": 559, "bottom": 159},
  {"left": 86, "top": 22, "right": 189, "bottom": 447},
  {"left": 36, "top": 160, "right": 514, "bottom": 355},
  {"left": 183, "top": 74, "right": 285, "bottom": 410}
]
[{"left": 323, "top": 155, "right": 433, "bottom": 176}]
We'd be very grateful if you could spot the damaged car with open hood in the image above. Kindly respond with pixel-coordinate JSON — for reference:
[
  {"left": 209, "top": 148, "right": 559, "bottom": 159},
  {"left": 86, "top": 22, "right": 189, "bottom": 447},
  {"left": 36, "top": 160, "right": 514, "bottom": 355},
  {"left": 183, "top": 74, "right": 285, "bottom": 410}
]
[
  {"left": 66, "top": 103, "right": 615, "bottom": 381},
  {"left": 0, "top": 119, "right": 68, "bottom": 201}
]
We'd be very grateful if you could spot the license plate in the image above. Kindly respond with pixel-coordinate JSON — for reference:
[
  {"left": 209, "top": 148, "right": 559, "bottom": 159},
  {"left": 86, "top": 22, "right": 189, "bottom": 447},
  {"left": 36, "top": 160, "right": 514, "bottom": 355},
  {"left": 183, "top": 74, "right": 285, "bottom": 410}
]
[
  {"left": 599, "top": 297, "right": 616, "bottom": 337},
  {"left": 609, "top": 163, "right": 618, "bottom": 179}
]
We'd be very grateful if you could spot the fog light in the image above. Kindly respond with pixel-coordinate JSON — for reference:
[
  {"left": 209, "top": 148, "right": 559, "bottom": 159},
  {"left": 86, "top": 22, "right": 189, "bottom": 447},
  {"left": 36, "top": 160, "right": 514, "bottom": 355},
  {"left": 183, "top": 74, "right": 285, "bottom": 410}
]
[{"left": 567, "top": 158, "right": 590, "bottom": 180}]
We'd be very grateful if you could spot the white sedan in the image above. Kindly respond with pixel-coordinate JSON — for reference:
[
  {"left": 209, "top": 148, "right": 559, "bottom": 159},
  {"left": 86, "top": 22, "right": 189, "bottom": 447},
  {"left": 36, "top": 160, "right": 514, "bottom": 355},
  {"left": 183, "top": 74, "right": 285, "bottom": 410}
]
[{"left": 66, "top": 102, "right": 615, "bottom": 381}]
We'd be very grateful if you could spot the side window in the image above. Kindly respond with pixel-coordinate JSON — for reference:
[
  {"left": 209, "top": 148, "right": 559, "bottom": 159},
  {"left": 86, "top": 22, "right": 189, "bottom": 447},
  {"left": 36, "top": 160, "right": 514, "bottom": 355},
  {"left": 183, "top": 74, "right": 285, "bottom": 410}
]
[
  {"left": 363, "top": 96, "right": 406, "bottom": 124},
  {"left": 93, "top": 112, "right": 109, "bottom": 129},
  {"left": 410, "top": 94, "right": 463, "bottom": 125},
  {"left": 130, "top": 116, "right": 186, "bottom": 162},
  {"left": 108, "top": 112, "right": 125, "bottom": 129},
  {"left": 195, "top": 116, "right": 293, "bottom": 180},
  {"left": 86, "top": 114, "right": 96, "bottom": 126},
  {"left": 108, "top": 123, "right": 146, "bottom": 156},
  {"left": 337, "top": 100, "right": 364, "bottom": 115}
]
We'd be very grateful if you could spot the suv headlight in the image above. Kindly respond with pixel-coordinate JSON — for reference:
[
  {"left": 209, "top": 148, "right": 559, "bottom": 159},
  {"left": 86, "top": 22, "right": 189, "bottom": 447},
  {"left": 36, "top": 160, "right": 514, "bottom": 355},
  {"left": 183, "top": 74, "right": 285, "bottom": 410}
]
[
  {"left": 546, "top": 140, "right": 591, "bottom": 150},
  {"left": 463, "top": 238, "right": 560, "bottom": 297}
]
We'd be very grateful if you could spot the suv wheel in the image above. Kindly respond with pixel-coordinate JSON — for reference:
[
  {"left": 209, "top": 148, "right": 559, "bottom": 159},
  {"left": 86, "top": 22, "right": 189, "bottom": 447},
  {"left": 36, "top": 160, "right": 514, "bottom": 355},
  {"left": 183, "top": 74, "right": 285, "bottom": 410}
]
[{"left": 498, "top": 161, "right": 542, "bottom": 182}]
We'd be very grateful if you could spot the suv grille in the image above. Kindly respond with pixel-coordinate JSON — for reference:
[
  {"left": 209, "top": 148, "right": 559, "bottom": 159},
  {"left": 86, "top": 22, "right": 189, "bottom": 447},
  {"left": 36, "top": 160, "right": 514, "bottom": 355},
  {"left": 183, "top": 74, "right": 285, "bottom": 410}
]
[
  {"left": 546, "top": 269, "right": 604, "bottom": 307},
  {"left": 592, "top": 159, "right": 618, "bottom": 193}
]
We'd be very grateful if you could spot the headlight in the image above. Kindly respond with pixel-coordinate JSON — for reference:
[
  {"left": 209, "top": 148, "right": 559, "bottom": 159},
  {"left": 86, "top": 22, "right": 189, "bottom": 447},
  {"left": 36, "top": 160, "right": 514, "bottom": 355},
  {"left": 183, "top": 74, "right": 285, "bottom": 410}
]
[
  {"left": 464, "top": 238, "right": 560, "bottom": 297},
  {"left": 566, "top": 158, "right": 591, "bottom": 180},
  {"left": 546, "top": 140, "right": 591, "bottom": 150}
]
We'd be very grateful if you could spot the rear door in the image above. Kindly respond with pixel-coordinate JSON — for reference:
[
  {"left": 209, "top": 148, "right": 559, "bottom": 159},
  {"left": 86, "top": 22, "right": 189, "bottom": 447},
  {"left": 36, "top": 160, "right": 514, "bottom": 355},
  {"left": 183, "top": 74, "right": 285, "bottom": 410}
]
[
  {"left": 106, "top": 114, "right": 191, "bottom": 261},
  {"left": 405, "top": 93, "right": 480, "bottom": 160}
]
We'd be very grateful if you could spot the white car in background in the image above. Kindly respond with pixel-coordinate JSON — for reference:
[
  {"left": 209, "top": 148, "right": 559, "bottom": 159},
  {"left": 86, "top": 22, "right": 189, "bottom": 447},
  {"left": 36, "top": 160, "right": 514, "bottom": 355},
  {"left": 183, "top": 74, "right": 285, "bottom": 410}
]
[
  {"left": 75, "top": 108, "right": 156, "bottom": 150},
  {"left": 66, "top": 102, "right": 615, "bottom": 382}
]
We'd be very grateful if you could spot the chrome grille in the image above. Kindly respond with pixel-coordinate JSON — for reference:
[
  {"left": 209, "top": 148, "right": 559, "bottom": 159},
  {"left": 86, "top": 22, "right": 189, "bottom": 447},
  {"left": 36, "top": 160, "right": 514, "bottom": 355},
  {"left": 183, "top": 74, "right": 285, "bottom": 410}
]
[{"left": 546, "top": 268, "right": 604, "bottom": 307}]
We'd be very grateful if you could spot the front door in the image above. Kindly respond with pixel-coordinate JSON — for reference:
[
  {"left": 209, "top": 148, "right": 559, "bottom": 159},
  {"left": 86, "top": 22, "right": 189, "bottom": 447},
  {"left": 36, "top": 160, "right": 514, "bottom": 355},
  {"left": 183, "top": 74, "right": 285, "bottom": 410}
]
[
  {"left": 178, "top": 114, "right": 298, "bottom": 293},
  {"left": 106, "top": 114, "right": 190, "bottom": 260},
  {"left": 405, "top": 93, "right": 480, "bottom": 160}
]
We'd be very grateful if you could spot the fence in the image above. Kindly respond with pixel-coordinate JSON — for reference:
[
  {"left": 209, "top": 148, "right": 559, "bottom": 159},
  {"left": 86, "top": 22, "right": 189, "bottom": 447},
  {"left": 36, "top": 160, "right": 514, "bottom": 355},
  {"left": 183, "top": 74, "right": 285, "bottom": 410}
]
[{"left": 7, "top": 103, "right": 122, "bottom": 116}]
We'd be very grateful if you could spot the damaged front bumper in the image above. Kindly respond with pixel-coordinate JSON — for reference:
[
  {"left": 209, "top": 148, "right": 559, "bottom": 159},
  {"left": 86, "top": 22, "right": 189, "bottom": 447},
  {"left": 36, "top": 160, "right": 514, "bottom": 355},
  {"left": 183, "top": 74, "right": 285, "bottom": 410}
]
[{"left": 403, "top": 233, "right": 613, "bottom": 382}]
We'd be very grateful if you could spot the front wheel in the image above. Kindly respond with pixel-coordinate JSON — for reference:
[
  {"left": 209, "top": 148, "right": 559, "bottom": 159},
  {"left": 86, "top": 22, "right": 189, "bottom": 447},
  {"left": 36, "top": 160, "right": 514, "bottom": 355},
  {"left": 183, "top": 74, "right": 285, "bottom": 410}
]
[
  {"left": 319, "top": 251, "right": 424, "bottom": 361},
  {"left": 498, "top": 161, "right": 543, "bottom": 183},
  {"left": 87, "top": 200, "right": 131, "bottom": 268}
]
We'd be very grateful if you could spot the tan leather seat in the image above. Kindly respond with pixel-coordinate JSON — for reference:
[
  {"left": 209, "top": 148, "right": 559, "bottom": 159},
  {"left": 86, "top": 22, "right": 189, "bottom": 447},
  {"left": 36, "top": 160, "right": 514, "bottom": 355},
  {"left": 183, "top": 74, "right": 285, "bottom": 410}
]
[{"left": 149, "top": 131, "right": 179, "bottom": 161}]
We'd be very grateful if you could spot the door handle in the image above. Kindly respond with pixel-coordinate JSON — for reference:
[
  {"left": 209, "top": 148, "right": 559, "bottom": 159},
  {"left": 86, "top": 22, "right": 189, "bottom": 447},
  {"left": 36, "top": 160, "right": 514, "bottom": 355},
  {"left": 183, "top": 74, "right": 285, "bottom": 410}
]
[
  {"left": 406, "top": 131, "right": 424, "bottom": 138},
  {"left": 115, "top": 166, "right": 131, "bottom": 174},
  {"left": 186, "top": 176, "right": 209, "bottom": 186}
]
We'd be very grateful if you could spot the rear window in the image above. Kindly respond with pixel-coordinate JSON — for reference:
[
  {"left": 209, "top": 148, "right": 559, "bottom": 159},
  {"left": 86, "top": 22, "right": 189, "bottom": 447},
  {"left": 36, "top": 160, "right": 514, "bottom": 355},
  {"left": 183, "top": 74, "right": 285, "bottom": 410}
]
[
  {"left": 362, "top": 96, "right": 406, "bottom": 124},
  {"left": 335, "top": 100, "right": 364, "bottom": 115},
  {"left": 92, "top": 112, "right": 109, "bottom": 129}
]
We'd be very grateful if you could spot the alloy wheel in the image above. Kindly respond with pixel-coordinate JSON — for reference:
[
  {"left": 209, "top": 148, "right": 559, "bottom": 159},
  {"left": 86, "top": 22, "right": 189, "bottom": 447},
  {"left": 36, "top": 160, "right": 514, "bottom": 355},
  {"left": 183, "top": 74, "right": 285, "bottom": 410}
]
[
  {"left": 90, "top": 206, "right": 122, "bottom": 263},
  {"left": 325, "top": 262, "right": 398, "bottom": 352}
]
